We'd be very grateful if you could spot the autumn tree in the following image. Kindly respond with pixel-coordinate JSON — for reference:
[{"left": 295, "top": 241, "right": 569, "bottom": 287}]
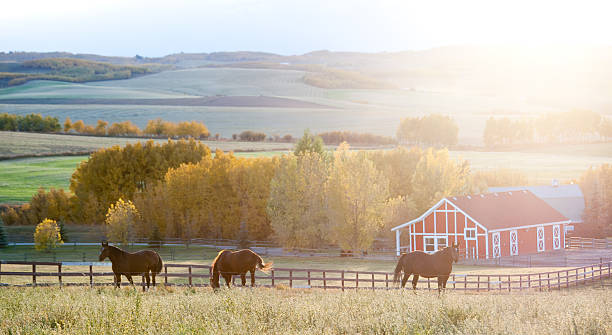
[
  {"left": 94, "top": 120, "right": 108, "bottom": 136},
  {"left": 411, "top": 148, "right": 478, "bottom": 213},
  {"left": 326, "top": 144, "right": 390, "bottom": 252},
  {"left": 105, "top": 198, "right": 138, "bottom": 244},
  {"left": 63, "top": 117, "right": 72, "bottom": 132},
  {"left": 367, "top": 146, "right": 423, "bottom": 198},
  {"left": 580, "top": 165, "right": 612, "bottom": 237},
  {"left": 72, "top": 120, "right": 85, "bottom": 133},
  {"left": 70, "top": 139, "right": 211, "bottom": 224},
  {"left": 229, "top": 156, "right": 279, "bottom": 240},
  {"left": 268, "top": 152, "right": 330, "bottom": 248},
  {"left": 34, "top": 218, "right": 63, "bottom": 252}
]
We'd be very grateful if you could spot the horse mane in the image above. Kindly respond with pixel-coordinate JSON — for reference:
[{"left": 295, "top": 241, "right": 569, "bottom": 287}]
[{"left": 210, "top": 250, "right": 227, "bottom": 274}]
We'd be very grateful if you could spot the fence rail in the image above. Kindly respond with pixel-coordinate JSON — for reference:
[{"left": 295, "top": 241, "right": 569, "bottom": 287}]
[
  {"left": 1, "top": 260, "right": 610, "bottom": 291},
  {"left": 566, "top": 237, "right": 612, "bottom": 249}
]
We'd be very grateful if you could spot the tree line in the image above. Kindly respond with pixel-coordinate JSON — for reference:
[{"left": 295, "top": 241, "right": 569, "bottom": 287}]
[
  {"left": 483, "top": 110, "right": 611, "bottom": 148},
  {"left": 0, "top": 112, "right": 211, "bottom": 139},
  {"left": 317, "top": 131, "right": 396, "bottom": 146},
  {"left": 0, "top": 113, "right": 61, "bottom": 132},
  {"left": 396, "top": 114, "right": 459, "bottom": 147},
  {"left": 0, "top": 134, "right": 536, "bottom": 251}
]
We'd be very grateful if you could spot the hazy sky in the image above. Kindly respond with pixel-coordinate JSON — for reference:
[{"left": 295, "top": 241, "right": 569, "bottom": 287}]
[{"left": 1, "top": 0, "right": 611, "bottom": 57}]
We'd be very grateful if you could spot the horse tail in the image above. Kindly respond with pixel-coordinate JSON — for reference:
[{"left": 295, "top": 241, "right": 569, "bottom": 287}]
[
  {"left": 153, "top": 253, "right": 163, "bottom": 275},
  {"left": 256, "top": 255, "right": 273, "bottom": 273},
  {"left": 393, "top": 253, "right": 407, "bottom": 284}
]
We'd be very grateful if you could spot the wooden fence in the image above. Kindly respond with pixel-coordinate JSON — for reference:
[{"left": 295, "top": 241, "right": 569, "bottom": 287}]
[
  {"left": 1, "top": 260, "right": 610, "bottom": 292},
  {"left": 565, "top": 237, "right": 612, "bottom": 249}
]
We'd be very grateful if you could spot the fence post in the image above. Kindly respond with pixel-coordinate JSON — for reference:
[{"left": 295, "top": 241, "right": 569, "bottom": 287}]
[
  {"left": 271, "top": 270, "right": 275, "bottom": 287},
  {"left": 341, "top": 271, "right": 344, "bottom": 291},
  {"left": 508, "top": 275, "right": 511, "bottom": 292},
  {"left": 58, "top": 264, "right": 62, "bottom": 288},
  {"left": 289, "top": 270, "right": 293, "bottom": 288},
  {"left": 356, "top": 272, "right": 359, "bottom": 289},
  {"left": 427, "top": 278, "right": 430, "bottom": 291},
  {"left": 32, "top": 264, "right": 36, "bottom": 287},
  {"left": 385, "top": 273, "right": 389, "bottom": 289},
  {"left": 89, "top": 265, "right": 93, "bottom": 288},
  {"left": 323, "top": 272, "right": 326, "bottom": 290},
  {"left": 477, "top": 275, "right": 480, "bottom": 292},
  {"left": 165, "top": 265, "right": 168, "bottom": 285},
  {"left": 487, "top": 275, "right": 490, "bottom": 292},
  {"left": 453, "top": 274, "right": 456, "bottom": 289},
  {"left": 371, "top": 273, "right": 375, "bottom": 290},
  {"left": 188, "top": 266, "right": 192, "bottom": 287},
  {"left": 308, "top": 271, "right": 311, "bottom": 287},
  {"left": 0, "top": 262, "right": 2, "bottom": 283}
]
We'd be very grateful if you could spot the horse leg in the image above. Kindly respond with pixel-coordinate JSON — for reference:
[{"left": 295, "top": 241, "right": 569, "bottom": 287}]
[
  {"left": 250, "top": 270, "right": 255, "bottom": 287},
  {"left": 412, "top": 274, "right": 419, "bottom": 292},
  {"left": 442, "top": 275, "right": 449, "bottom": 294},
  {"left": 152, "top": 271, "right": 156, "bottom": 287},
  {"left": 437, "top": 277, "right": 443, "bottom": 295},
  {"left": 115, "top": 273, "right": 122, "bottom": 288},
  {"left": 125, "top": 274, "right": 134, "bottom": 287},
  {"left": 401, "top": 273, "right": 410, "bottom": 288},
  {"left": 241, "top": 273, "right": 247, "bottom": 287},
  {"left": 223, "top": 274, "right": 232, "bottom": 288},
  {"left": 145, "top": 272, "right": 151, "bottom": 291}
]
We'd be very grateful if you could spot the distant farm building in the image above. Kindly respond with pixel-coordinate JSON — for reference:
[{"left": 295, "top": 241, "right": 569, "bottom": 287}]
[
  {"left": 488, "top": 183, "right": 584, "bottom": 233},
  {"left": 391, "top": 190, "right": 571, "bottom": 259}
]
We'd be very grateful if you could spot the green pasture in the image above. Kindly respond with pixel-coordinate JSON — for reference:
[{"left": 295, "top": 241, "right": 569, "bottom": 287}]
[{"left": 0, "top": 156, "right": 84, "bottom": 203}]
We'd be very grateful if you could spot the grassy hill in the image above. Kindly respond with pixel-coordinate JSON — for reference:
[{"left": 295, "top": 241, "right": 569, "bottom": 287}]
[{"left": 0, "top": 58, "right": 167, "bottom": 87}]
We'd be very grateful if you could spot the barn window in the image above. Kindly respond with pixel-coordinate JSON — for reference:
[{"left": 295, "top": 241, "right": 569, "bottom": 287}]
[
  {"left": 425, "top": 237, "right": 436, "bottom": 252},
  {"left": 464, "top": 228, "right": 476, "bottom": 240},
  {"left": 424, "top": 236, "right": 447, "bottom": 253}
]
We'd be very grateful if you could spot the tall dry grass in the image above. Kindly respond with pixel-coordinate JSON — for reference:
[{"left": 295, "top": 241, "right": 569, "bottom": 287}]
[{"left": 0, "top": 286, "right": 609, "bottom": 334}]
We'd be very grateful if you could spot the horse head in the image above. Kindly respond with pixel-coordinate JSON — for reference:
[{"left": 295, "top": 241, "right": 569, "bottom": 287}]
[
  {"left": 450, "top": 243, "right": 459, "bottom": 263},
  {"left": 99, "top": 241, "right": 110, "bottom": 261}
]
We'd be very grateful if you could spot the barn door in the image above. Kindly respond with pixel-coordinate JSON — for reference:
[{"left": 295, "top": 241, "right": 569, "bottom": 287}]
[
  {"left": 509, "top": 230, "right": 519, "bottom": 256},
  {"left": 492, "top": 232, "right": 501, "bottom": 258},
  {"left": 552, "top": 225, "right": 561, "bottom": 250},
  {"left": 537, "top": 226, "right": 545, "bottom": 252}
]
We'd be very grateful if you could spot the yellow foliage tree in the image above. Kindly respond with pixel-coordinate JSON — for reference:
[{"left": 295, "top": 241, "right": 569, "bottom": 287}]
[
  {"left": 105, "top": 198, "right": 138, "bottom": 244},
  {"left": 326, "top": 143, "right": 390, "bottom": 252},
  {"left": 411, "top": 148, "right": 478, "bottom": 213},
  {"left": 34, "top": 218, "right": 63, "bottom": 251},
  {"left": 268, "top": 152, "right": 330, "bottom": 248}
]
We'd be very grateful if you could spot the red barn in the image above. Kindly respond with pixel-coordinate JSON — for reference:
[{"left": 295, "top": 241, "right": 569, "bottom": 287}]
[{"left": 391, "top": 190, "right": 571, "bottom": 258}]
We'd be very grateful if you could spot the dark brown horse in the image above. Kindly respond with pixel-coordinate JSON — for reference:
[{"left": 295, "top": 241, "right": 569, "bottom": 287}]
[
  {"left": 99, "top": 242, "right": 163, "bottom": 291},
  {"left": 393, "top": 243, "right": 459, "bottom": 293},
  {"left": 210, "top": 249, "right": 272, "bottom": 288}
]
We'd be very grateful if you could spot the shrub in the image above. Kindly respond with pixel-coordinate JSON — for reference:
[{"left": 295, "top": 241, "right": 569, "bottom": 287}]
[
  {"left": 34, "top": 218, "right": 63, "bottom": 252},
  {"left": 105, "top": 198, "right": 139, "bottom": 244}
]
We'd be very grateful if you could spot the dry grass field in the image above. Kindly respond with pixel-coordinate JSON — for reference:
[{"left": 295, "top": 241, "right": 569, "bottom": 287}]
[{"left": 0, "top": 286, "right": 609, "bottom": 334}]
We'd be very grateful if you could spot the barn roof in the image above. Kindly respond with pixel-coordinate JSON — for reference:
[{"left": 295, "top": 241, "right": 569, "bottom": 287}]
[
  {"left": 488, "top": 185, "right": 584, "bottom": 223},
  {"left": 392, "top": 190, "right": 571, "bottom": 232},
  {"left": 448, "top": 190, "right": 570, "bottom": 231}
]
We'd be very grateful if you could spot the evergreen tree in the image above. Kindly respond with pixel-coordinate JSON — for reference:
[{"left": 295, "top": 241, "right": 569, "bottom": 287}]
[
  {"left": 0, "top": 218, "right": 8, "bottom": 248},
  {"left": 58, "top": 220, "right": 68, "bottom": 243},
  {"left": 294, "top": 129, "right": 326, "bottom": 156}
]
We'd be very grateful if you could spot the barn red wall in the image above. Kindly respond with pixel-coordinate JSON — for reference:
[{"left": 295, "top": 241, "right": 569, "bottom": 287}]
[{"left": 489, "top": 224, "right": 566, "bottom": 258}]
